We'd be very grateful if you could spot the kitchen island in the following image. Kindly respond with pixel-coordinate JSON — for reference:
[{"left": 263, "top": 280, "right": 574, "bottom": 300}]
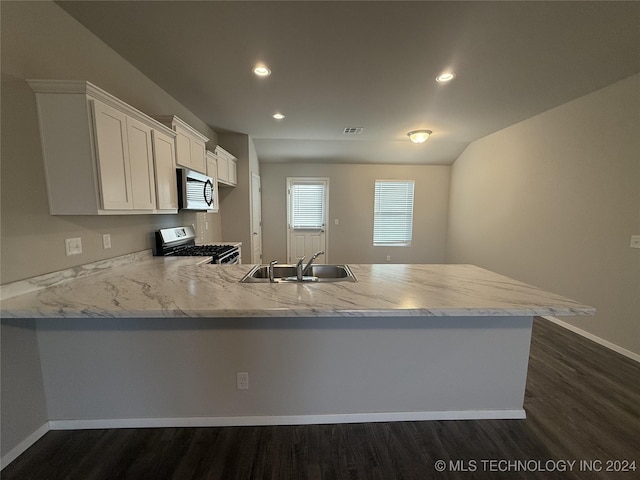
[{"left": 1, "top": 255, "right": 594, "bottom": 440}]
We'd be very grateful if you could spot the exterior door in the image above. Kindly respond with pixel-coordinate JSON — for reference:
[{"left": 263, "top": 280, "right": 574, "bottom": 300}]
[
  {"left": 251, "top": 172, "right": 262, "bottom": 264},
  {"left": 287, "top": 177, "right": 328, "bottom": 264}
]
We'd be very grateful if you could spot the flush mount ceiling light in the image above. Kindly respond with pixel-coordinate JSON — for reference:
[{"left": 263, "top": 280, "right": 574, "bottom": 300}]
[
  {"left": 253, "top": 64, "right": 271, "bottom": 77},
  {"left": 407, "top": 129, "right": 432, "bottom": 144},
  {"left": 273, "top": 113, "right": 285, "bottom": 120},
  {"left": 436, "top": 71, "right": 456, "bottom": 83}
]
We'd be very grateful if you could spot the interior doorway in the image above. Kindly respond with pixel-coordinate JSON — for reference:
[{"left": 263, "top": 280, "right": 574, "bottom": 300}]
[{"left": 286, "top": 177, "right": 329, "bottom": 264}]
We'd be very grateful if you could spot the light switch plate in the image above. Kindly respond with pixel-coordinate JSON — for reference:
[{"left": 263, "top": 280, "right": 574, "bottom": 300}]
[{"left": 631, "top": 235, "right": 640, "bottom": 249}]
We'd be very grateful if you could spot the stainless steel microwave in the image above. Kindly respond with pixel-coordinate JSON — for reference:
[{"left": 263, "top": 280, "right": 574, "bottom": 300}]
[{"left": 177, "top": 169, "right": 215, "bottom": 211}]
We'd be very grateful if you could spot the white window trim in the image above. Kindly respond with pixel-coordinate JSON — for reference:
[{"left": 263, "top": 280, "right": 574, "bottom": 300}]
[{"left": 373, "top": 179, "right": 415, "bottom": 247}]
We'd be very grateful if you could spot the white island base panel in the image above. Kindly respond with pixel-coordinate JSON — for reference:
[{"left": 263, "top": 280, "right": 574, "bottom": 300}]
[{"left": 36, "top": 315, "right": 533, "bottom": 428}]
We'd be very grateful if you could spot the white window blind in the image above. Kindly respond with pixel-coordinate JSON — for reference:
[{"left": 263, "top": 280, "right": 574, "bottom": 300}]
[
  {"left": 291, "top": 183, "right": 325, "bottom": 229},
  {"left": 373, "top": 180, "right": 415, "bottom": 246}
]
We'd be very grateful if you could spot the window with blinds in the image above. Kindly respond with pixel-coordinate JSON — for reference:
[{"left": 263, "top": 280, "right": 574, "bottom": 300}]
[
  {"left": 291, "top": 182, "right": 325, "bottom": 229},
  {"left": 373, "top": 180, "right": 415, "bottom": 246}
]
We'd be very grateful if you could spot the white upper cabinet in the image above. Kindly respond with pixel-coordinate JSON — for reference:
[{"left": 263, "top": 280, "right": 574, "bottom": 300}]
[
  {"left": 214, "top": 145, "right": 237, "bottom": 187},
  {"left": 28, "top": 80, "right": 178, "bottom": 215},
  {"left": 156, "top": 116, "right": 209, "bottom": 174}
]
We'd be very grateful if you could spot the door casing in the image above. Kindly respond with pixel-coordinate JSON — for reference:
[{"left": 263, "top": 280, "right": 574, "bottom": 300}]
[{"left": 250, "top": 172, "right": 262, "bottom": 264}]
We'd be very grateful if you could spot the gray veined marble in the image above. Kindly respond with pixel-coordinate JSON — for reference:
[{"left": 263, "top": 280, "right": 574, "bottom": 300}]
[
  {"left": 0, "top": 258, "right": 595, "bottom": 319},
  {"left": 0, "top": 250, "right": 153, "bottom": 301}
]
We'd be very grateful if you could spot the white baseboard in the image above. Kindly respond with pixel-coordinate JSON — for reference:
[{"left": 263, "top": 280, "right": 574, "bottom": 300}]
[
  {"left": 48, "top": 409, "right": 526, "bottom": 431},
  {"left": 0, "top": 422, "right": 50, "bottom": 470},
  {"left": 1, "top": 411, "right": 525, "bottom": 469},
  {"left": 542, "top": 316, "right": 640, "bottom": 363}
]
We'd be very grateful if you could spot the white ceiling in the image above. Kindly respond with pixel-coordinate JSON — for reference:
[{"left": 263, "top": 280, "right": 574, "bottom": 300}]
[{"left": 58, "top": 1, "right": 640, "bottom": 165}]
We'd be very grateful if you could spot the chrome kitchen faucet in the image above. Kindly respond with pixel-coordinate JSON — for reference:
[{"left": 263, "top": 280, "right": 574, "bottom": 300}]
[{"left": 303, "top": 251, "right": 325, "bottom": 277}]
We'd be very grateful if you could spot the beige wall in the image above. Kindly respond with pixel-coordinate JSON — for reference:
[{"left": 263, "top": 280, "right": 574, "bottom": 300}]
[
  {"left": 1, "top": 320, "right": 48, "bottom": 460},
  {"left": 447, "top": 74, "right": 640, "bottom": 355},
  {"left": 261, "top": 163, "right": 450, "bottom": 264},
  {"left": 0, "top": 1, "right": 221, "bottom": 284}
]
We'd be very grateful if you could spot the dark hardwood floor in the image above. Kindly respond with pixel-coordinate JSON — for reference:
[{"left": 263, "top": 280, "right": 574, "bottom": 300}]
[{"left": 3, "top": 318, "right": 639, "bottom": 479}]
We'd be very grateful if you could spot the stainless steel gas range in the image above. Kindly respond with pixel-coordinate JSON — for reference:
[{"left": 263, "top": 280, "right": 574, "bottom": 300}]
[{"left": 154, "top": 226, "right": 240, "bottom": 264}]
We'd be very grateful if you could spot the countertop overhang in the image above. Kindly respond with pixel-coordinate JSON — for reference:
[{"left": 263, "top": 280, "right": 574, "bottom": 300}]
[{"left": 0, "top": 257, "right": 595, "bottom": 319}]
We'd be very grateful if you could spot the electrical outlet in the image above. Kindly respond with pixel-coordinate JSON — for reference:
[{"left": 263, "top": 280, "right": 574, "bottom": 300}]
[
  {"left": 386, "top": 255, "right": 391, "bottom": 261},
  {"left": 237, "top": 372, "right": 249, "bottom": 390},
  {"left": 631, "top": 235, "right": 640, "bottom": 249},
  {"left": 65, "top": 237, "right": 82, "bottom": 256},
  {"left": 334, "top": 218, "right": 339, "bottom": 225},
  {"left": 103, "top": 233, "right": 111, "bottom": 249}
]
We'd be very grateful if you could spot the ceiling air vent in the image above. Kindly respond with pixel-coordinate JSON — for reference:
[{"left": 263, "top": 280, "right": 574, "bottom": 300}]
[{"left": 343, "top": 127, "right": 364, "bottom": 135}]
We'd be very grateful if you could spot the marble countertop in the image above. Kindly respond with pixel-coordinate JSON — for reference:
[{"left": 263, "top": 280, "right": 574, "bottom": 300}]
[{"left": 0, "top": 256, "right": 595, "bottom": 319}]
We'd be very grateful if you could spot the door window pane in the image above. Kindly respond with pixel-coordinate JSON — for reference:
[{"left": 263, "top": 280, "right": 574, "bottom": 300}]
[{"left": 291, "top": 183, "right": 325, "bottom": 229}]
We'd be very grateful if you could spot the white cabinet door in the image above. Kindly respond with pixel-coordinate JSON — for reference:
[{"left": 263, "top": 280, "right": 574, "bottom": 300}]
[
  {"left": 153, "top": 130, "right": 178, "bottom": 211},
  {"left": 174, "top": 127, "right": 192, "bottom": 170},
  {"left": 217, "top": 154, "right": 229, "bottom": 183},
  {"left": 174, "top": 125, "right": 207, "bottom": 174},
  {"left": 190, "top": 139, "right": 207, "bottom": 174},
  {"left": 93, "top": 100, "right": 157, "bottom": 211},
  {"left": 92, "top": 99, "right": 132, "bottom": 210},
  {"left": 126, "top": 116, "right": 156, "bottom": 210},
  {"left": 229, "top": 159, "right": 237, "bottom": 186}
]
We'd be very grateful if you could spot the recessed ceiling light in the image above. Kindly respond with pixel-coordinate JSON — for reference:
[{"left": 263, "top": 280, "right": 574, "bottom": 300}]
[
  {"left": 436, "top": 71, "right": 456, "bottom": 83},
  {"left": 253, "top": 64, "right": 271, "bottom": 77},
  {"left": 273, "top": 113, "right": 285, "bottom": 120}
]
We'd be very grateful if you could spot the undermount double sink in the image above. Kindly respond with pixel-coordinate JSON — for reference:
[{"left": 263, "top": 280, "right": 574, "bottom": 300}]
[{"left": 240, "top": 264, "right": 357, "bottom": 283}]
